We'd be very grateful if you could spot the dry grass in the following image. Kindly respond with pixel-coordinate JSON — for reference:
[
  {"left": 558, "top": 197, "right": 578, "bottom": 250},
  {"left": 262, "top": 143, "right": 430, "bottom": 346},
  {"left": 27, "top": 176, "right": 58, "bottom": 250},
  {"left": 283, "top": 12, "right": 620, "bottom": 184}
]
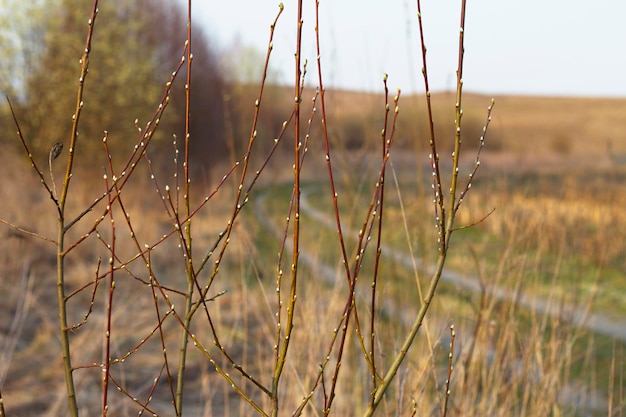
[
  {"left": 2, "top": 0, "right": 626, "bottom": 412},
  {"left": 308, "top": 89, "right": 626, "bottom": 166},
  {"left": 483, "top": 94, "right": 626, "bottom": 157},
  {"left": 2, "top": 86, "right": 626, "bottom": 415}
]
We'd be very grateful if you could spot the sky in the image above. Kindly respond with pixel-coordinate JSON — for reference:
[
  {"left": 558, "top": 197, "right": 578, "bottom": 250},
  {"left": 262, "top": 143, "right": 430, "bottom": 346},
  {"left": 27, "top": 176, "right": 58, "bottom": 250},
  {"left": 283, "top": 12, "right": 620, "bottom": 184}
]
[{"left": 193, "top": 0, "right": 626, "bottom": 98}]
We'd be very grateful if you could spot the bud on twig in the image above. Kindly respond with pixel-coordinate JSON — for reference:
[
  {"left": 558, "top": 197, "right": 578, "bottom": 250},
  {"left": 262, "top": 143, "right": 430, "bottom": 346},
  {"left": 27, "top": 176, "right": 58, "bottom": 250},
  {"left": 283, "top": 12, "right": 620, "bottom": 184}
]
[{"left": 50, "top": 141, "right": 64, "bottom": 160}]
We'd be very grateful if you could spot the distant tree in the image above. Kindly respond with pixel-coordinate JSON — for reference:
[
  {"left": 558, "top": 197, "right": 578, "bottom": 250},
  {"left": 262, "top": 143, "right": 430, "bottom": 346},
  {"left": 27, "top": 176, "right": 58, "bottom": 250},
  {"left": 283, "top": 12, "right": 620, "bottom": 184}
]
[{"left": 1, "top": 0, "right": 226, "bottom": 172}]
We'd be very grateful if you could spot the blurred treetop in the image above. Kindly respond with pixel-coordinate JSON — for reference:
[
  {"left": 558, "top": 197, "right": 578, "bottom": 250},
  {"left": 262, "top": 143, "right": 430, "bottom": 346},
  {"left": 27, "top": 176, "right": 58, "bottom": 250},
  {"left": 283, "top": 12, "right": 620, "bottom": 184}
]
[{"left": 0, "top": 0, "right": 226, "bottom": 172}]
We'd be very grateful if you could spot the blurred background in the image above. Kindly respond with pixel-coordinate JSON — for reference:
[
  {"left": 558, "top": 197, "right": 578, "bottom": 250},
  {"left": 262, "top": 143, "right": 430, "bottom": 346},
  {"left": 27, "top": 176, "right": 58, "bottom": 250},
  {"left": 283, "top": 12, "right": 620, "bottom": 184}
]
[{"left": 0, "top": 1, "right": 625, "bottom": 416}]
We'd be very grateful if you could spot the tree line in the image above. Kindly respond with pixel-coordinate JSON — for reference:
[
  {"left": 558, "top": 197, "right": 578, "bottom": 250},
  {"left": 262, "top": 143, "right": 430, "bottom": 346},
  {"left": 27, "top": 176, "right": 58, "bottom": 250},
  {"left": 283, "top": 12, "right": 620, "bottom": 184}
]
[{"left": 0, "top": 0, "right": 280, "bottom": 175}]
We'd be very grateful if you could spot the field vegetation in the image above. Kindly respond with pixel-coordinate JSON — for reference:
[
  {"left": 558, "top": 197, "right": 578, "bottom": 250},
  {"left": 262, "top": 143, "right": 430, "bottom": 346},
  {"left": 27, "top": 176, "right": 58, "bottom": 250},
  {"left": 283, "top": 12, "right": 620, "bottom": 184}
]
[{"left": 0, "top": 0, "right": 625, "bottom": 416}]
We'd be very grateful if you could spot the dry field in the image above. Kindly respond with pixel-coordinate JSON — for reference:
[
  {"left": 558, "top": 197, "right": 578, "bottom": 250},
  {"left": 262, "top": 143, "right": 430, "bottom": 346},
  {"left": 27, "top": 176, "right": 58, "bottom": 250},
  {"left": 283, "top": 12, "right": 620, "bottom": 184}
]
[{"left": 1, "top": 91, "right": 625, "bottom": 416}]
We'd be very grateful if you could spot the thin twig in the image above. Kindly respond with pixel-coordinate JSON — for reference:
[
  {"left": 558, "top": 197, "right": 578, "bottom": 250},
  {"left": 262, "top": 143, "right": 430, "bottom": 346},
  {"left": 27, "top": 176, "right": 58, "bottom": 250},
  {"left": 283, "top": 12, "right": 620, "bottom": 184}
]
[
  {"left": 442, "top": 325, "right": 456, "bottom": 417},
  {"left": 49, "top": 141, "right": 63, "bottom": 201}
]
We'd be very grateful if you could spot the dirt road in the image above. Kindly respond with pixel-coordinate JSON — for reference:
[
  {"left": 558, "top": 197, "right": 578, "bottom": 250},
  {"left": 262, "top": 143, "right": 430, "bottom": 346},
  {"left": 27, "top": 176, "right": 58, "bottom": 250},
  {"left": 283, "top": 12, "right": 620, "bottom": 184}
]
[{"left": 255, "top": 189, "right": 626, "bottom": 343}]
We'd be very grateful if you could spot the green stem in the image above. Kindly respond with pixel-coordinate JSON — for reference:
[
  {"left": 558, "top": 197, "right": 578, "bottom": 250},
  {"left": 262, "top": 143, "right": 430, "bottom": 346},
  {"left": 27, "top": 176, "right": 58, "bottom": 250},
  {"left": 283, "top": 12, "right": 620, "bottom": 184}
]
[
  {"left": 175, "top": 277, "right": 194, "bottom": 416},
  {"left": 57, "top": 223, "right": 78, "bottom": 417},
  {"left": 55, "top": 5, "right": 99, "bottom": 415},
  {"left": 364, "top": 253, "right": 448, "bottom": 416}
]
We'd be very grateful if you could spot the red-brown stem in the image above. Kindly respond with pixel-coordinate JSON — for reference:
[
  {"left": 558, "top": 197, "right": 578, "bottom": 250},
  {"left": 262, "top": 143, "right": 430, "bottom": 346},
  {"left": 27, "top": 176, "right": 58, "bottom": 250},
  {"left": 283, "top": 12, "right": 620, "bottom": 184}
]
[
  {"left": 365, "top": 2, "right": 471, "bottom": 414},
  {"left": 59, "top": 0, "right": 99, "bottom": 212},
  {"left": 416, "top": 0, "right": 446, "bottom": 253},
  {"left": 314, "top": 0, "right": 351, "bottom": 284},
  {"left": 369, "top": 76, "right": 392, "bottom": 403},
  {"left": 101, "top": 170, "right": 116, "bottom": 416},
  {"left": 199, "top": 4, "right": 284, "bottom": 303},
  {"left": 312, "top": 3, "right": 359, "bottom": 409}
]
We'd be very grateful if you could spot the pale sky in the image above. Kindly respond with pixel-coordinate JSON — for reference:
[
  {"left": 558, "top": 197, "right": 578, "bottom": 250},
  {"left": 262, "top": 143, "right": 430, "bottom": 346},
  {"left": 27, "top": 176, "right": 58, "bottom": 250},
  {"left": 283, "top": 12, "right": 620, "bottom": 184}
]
[{"left": 194, "top": 1, "right": 626, "bottom": 97}]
